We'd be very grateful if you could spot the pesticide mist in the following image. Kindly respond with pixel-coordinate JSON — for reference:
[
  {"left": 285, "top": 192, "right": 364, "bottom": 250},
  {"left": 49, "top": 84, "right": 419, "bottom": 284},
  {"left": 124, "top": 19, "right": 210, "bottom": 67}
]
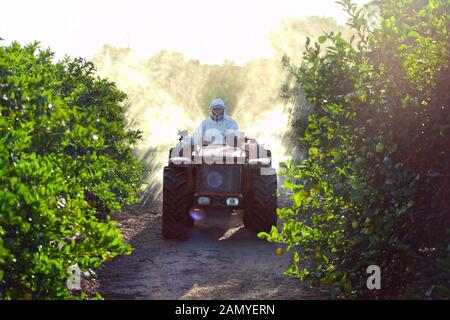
[{"left": 90, "top": 17, "right": 352, "bottom": 207}]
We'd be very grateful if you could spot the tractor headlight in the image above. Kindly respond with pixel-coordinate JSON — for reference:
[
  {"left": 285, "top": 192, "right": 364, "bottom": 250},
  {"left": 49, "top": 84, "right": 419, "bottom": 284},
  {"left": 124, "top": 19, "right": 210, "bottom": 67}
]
[
  {"left": 226, "top": 197, "right": 239, "bottom": 206},
  {"left": 197, "top": 196, "right": 210, "bottom": 206}
]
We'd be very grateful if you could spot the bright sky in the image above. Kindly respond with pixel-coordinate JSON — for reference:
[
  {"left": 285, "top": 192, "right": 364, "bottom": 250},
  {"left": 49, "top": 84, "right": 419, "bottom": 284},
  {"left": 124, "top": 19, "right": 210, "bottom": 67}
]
[{"left": 1, "top": 0, "right": 368, "bottom": 65}]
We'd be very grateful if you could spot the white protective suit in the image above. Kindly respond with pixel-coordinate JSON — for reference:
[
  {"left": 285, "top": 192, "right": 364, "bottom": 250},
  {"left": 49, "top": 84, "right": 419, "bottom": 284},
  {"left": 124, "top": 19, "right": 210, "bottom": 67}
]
[{"left": 192, "top": 100, "right": 239, "bottom": 146}]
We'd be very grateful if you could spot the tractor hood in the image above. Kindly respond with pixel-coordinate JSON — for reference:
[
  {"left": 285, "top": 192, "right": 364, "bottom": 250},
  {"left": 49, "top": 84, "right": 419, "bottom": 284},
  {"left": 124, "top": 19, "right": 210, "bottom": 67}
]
[{"left": 193, "top": 145, "right": 246, "bottom": 164}]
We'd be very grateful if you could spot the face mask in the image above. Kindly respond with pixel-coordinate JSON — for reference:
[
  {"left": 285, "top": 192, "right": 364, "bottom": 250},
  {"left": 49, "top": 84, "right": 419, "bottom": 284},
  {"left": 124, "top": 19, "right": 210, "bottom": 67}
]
[{"left": 211, "top": 108, "right": 224, "bottom": 121}]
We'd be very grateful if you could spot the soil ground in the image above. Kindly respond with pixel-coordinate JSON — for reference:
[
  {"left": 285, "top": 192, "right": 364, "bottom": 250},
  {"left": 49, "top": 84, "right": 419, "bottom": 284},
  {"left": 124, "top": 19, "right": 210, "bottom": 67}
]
[{"left": 92, "top": 205, "right": 327, "bottom": 300}]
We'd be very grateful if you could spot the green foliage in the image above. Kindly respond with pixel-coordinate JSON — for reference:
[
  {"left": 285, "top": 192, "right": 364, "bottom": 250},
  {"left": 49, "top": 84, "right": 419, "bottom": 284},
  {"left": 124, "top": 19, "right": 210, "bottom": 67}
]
[
  {"left": 197, "top": 61, "right": 244, "bottom": 116},
  {"left": 263, "top": 0, "right": 450, "bottom": 298},
  {"left": 0, "top": 41, "right": 145, "bottom": 299},
  {"left": 101, "top": 49, "right": 245, "bottom": 117}
]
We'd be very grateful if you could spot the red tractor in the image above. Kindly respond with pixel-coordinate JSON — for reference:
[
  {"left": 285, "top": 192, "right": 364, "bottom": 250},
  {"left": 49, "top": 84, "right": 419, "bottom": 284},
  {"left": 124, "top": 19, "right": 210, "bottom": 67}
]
[{"left": 162, "top": 132, "right": 277, "bottom": 239}]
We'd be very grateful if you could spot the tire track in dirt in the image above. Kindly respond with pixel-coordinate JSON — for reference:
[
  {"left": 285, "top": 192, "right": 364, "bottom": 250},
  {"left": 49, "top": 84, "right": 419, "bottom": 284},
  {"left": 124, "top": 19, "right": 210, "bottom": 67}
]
[{"left": 96, "top": 206, "right": 326, "bottom": 300}]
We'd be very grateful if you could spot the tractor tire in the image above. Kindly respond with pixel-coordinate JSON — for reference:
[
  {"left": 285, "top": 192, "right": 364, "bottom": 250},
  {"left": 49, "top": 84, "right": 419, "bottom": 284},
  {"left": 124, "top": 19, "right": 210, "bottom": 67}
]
[
  {"left": 162, "top": 166, "right": 193, "bottom": 239},
  {"left": 243, "top": 169, "right": 277, "bottom": 234}
]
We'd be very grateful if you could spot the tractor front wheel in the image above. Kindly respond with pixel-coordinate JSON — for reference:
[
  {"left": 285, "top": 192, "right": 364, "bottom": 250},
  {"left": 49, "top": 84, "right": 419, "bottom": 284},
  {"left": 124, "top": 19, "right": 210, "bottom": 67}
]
[
  {"left": 243, "top": 169, "right": 277, "bottom": 234},
  {"left": 162, "top": 166, "right": 193, "bottom": 239}
]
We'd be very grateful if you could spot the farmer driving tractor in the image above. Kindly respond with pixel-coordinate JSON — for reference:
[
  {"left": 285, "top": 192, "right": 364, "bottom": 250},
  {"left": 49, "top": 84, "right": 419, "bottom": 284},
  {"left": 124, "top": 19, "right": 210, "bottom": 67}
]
[
  {"left": 163, "top": 98, "right": 277, "bottom": 240},
  {"left": 192, "top": 98, "right": 240, "bottom": 147}
]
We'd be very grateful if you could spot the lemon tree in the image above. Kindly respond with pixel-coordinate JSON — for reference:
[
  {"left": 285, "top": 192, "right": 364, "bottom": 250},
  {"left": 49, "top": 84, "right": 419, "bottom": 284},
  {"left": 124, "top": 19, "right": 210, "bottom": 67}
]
[
  {"left": 261, "top": 0, "right": 449, "bottom": 299},
  {"left": 0, "top": 41, "right": 145, "bottom": 299}
]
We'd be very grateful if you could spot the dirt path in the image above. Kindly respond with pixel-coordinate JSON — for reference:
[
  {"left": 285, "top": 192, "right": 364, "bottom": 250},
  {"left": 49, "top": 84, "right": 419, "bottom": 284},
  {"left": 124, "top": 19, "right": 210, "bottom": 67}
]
[{"left": 95, "top": 205, "right": 326, "bottom": 300}]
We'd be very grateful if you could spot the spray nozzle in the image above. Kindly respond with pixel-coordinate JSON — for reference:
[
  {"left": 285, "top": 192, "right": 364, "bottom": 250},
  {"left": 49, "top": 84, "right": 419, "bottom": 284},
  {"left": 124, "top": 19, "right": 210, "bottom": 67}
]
[{"left": 177, "top": 129, "right": 189, "bottom": 141}]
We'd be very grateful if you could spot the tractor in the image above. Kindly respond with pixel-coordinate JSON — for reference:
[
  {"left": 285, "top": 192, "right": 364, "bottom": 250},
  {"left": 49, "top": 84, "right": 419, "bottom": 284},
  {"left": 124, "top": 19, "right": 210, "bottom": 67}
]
[{"left": 162, "top": 130, "right": 277, "bottom": 239}]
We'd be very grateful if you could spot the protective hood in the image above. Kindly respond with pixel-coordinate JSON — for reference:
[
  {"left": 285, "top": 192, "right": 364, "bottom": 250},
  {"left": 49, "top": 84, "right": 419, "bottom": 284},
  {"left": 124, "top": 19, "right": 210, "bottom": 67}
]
[{"left": 210, "top": 98, "right": 226, "bottom": 121}]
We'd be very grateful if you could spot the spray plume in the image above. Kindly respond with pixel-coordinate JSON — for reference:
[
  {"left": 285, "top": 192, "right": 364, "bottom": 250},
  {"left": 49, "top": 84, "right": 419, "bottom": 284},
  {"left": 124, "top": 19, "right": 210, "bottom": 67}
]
[{"left": 90, "top": 17, "right": 351, "bottom": 207}]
